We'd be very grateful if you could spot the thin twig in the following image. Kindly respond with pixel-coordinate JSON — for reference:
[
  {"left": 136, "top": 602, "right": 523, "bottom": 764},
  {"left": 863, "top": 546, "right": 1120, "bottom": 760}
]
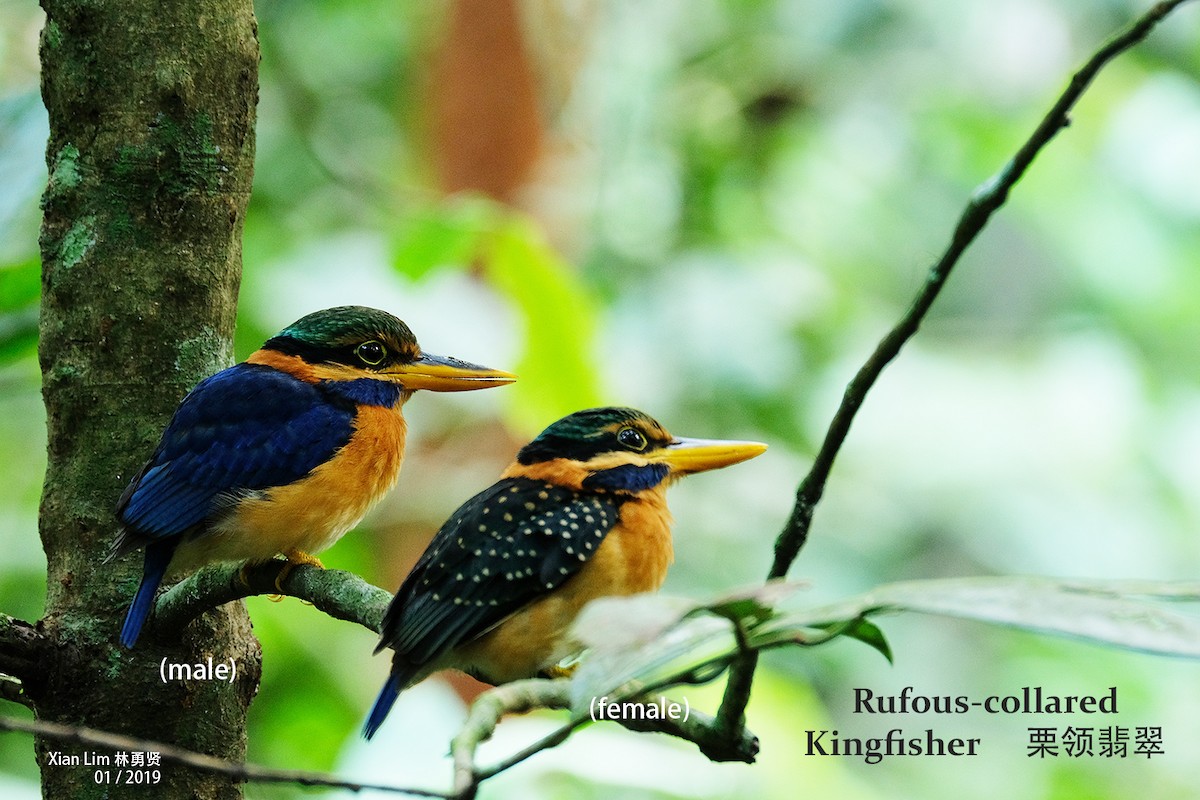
[
  {"left": 450, "top": 680, "right": 572, "bottom": 799},
  {"left": 0, "top": 714, "right": 450, "bottom": 797},
  {"left": 769, "top": 0, "right": 1194, "bottom": 581},
  {"left": 713, "top": 0, "right": 1196, "bottom": 756},
  {"left": 712, "top": 615, "right": 754, "bottom": 738},
  {"left": 450, "top": 676, "right": 759, "bottom": 798}
]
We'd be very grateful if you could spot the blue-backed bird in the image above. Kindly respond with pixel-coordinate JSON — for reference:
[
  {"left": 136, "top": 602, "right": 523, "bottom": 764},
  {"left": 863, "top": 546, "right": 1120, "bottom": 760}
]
[
  {"left": 110, "top": 305, "right": 515, "bottom": 648},
  {"left": 363, "top": 406, "right": 766, "bottom": 738}
]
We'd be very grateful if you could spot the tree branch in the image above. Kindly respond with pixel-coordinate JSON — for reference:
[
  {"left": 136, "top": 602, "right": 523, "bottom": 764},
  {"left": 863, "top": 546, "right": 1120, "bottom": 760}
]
[
  {"left": 449, "top": 679, "right": 757, "bottom": 800},
  {"left": 1, "top": 678, "right": 31, "bottom": 708},
  {"left": 450, "top": 680, "right": 570, "bottom": 800},
  {"left": 0, "top": 613, "right": 48, "bottom": 703},
  {"left": 712, "top": 612, "right": 754, "bottom": 739},
  {"left": 152, "top": 562, "right": 391, "bottom": 638},
  {"left": 0, "top": 714, "right": 450, "bottom": 797}
]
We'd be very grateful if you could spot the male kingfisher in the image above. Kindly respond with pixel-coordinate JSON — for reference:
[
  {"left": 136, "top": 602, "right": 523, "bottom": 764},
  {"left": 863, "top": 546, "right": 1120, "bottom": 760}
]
[
  {"left": 110, "top": 305, "right": 515, "bottom": 648},
  {"left": 363, "top": 406, "right": 766, "bottom": 739}
]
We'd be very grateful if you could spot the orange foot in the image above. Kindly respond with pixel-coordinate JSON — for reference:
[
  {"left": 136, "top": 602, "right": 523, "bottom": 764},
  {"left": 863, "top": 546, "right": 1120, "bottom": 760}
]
[
  {"left": 274, "top": 549, "right": 326, "bottom": 592},
  {"left": 542, "top": 663, "right": 578, "bottom": 680}
]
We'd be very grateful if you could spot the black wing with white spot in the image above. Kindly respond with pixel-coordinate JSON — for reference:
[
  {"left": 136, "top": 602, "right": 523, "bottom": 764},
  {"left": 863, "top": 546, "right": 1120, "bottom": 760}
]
[{"left": 377, "top": 477, "right": 623, "bottom": 665}]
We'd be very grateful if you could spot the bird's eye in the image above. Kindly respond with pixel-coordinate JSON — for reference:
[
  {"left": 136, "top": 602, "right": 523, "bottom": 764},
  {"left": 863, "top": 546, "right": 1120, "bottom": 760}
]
[
  {"left": 355, "top": 340, "right": 387, "bottom": 366},
  {"left": 617, "top": 426, "right": 647, "bottom": 451}
]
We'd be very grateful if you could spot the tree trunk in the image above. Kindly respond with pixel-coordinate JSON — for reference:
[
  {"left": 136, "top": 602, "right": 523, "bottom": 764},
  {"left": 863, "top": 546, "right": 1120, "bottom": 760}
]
[{"left": 35, "top": 1, "right": 259, "bottom": 797}]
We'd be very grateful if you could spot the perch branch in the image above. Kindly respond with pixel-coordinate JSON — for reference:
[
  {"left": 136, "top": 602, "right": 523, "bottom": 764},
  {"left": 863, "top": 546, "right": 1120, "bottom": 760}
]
[
  {"left": 152, "top": 561, "right": 392, "bottom": 637},
  {"left": 450, "top": 678, "right": 757, "bottom": 800}
]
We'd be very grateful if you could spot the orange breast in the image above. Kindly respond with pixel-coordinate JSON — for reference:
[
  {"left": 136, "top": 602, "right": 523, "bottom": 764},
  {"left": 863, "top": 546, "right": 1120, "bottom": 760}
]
[
  {"left": 451, "top": 488, "right": 674, "bottom": 684},
  {"left": 171, "top": 404, "right": 408, "bottom": 571}
]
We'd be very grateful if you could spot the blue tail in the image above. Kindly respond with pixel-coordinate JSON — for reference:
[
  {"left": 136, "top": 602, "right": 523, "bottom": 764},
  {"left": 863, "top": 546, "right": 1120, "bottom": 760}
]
[
  {"left": 119, "top": 542, "right": 174, "bottom": 648},
  {"left": 363, "top": 673, "right": 403, "bottom": 740}
]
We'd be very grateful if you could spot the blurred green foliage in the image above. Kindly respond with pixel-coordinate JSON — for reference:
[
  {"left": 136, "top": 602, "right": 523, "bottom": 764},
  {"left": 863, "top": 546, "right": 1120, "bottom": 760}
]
[
  {"left": 392, "top": 196, "right": 603, "bottom": 432},
  {"left": 3, "top": 1, "right": 1200, "bottom": 798}
]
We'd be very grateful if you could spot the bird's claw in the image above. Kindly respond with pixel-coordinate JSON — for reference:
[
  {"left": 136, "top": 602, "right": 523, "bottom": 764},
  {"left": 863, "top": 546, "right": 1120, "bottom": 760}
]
[
  {"left": 275, "top": 550, "right": 326, "bottom": 591},
  {"left": 542, "top": 663, "right": 578, "bottom": 680}
]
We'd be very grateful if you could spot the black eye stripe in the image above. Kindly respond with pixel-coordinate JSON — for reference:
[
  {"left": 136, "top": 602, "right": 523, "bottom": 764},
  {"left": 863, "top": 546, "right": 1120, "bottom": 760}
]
[{"left": 516, "top": 409, "right": 672, "bottom": 465}]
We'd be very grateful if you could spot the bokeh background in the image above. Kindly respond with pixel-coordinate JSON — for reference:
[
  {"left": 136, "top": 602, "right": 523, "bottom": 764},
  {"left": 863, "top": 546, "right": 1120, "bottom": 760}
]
[{"left": 2, "top": 1, "right": 1199, "bottom": 798}]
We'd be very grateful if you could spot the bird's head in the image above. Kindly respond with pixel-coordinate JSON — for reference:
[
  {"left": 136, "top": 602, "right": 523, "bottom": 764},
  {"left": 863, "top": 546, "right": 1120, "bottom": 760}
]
[
  {"left": 513, "top": 407, "right": 766, "bottom": 493},
  {"left": 255, "top": 306, "right": 516, "bottom": 393}
]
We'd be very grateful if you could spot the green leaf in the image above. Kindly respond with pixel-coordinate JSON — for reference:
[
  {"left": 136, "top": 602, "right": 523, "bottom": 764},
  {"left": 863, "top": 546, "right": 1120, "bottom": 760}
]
[
  {"left": 390, "top": 195, "right": 499, "bottom": 281},
  {"left": 387, "top": 200, "right": 603, "bottom": 433},
  {"left": 482, "top": 216, "right": 603, "bottom": 433},
  {"left": 701, "top": 581, "right": 799, "bottom": 627},
  {"left": 780, "top": 577, "right": 1200, "bottom": 659},
  {"left": 565, "top": 577, "right": 1200, "bottom": 718},
  {"left": 569, "top": 598, "right": 734, "bottom": 718},
  {"left": 567, "top": 583, "right": 808, "bottom": 716},
  {"left": 813, "top": 617, "right": 893, "bottom": 663}
]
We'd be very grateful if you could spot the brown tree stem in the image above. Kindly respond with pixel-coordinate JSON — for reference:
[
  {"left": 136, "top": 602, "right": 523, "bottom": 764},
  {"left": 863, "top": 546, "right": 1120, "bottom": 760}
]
[{"left": 35, "top": 1, "right": 259, "bottom": 797}]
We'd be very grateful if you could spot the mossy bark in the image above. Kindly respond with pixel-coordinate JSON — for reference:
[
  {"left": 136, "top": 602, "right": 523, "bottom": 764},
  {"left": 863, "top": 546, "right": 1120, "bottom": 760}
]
[{"left": 35, "top": 1, "right": 260, "bottom": 798}]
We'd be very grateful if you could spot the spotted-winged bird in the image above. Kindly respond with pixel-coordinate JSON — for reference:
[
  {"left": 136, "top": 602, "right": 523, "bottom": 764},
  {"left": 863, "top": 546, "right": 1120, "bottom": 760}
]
[
  {"left": 110, "top": 305, "right": 515, "bottom": 648},
  {"left": 363, "top": 406, "right": 766, "bottom": 738}
]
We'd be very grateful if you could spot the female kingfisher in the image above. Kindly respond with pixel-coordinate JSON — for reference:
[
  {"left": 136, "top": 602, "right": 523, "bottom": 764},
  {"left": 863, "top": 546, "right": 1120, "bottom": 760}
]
[
  {"left": 364, "top": 406, "right": 766, "bottom": 738},
  {"left": 110, "top": 305, "right": 515, "bottom": 648}
]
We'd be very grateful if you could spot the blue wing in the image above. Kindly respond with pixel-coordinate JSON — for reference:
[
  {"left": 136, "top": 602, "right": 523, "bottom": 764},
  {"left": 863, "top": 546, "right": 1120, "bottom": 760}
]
[{"left": 115, "top": 363, "right": 356, "bottom": 547}]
